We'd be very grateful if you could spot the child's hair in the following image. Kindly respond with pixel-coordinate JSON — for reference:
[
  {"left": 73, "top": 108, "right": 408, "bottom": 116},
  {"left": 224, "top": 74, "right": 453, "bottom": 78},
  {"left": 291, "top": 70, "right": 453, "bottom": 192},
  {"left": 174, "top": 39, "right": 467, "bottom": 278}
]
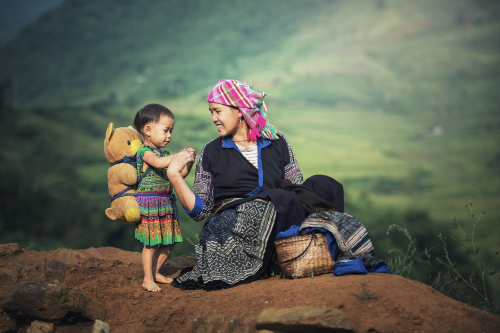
[{"left": 134, "top": 103, "right": 175, "bottom": 136}]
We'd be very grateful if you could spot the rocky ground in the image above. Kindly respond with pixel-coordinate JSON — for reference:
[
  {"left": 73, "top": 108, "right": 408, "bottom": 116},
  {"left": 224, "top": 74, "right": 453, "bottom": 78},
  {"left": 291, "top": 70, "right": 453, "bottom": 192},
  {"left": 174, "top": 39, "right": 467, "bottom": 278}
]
[{"left": 0, "top": 243, "right": 499, "bottom": 333}]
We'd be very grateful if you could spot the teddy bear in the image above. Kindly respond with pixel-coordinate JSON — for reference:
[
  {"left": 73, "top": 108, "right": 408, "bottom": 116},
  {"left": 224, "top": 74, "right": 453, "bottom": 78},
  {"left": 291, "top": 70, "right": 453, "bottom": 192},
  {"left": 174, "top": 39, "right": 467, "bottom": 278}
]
[{"left": 104, "top": 123, "right": 143, "bottom": 224}]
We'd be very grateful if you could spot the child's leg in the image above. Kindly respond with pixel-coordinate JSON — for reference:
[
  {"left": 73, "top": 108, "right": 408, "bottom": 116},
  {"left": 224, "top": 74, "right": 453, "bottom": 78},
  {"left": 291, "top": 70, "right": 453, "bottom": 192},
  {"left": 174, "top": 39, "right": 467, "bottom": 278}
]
[
  {"left": 153, "top": 244, "right": 175, "bottom": 284},
  {"left": 142, "top": 245, "right": 162, "bottom": 292}
]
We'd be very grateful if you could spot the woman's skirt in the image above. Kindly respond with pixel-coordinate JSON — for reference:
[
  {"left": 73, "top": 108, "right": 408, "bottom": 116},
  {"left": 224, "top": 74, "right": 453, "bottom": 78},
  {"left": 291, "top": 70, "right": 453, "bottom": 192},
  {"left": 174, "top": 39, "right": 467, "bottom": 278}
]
[{"left": 172, "top": 198, "right": 276, "bottom": 290}]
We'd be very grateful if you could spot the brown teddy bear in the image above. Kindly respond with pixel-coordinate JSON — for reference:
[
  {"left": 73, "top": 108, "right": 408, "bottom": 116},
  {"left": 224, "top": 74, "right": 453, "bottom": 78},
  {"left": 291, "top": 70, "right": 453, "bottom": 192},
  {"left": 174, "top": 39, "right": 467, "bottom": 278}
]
[{"left": 104, "top": 123, "right": 143, "bottom": 223}]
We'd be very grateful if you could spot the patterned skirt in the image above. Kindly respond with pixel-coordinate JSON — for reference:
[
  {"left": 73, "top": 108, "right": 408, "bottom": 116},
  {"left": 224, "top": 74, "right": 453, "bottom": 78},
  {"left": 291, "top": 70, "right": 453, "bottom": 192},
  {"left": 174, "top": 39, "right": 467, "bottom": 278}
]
[
  {"left": 172, "top": 199, "right": 276, "bottom": 290},
  {"left": 135, "top": 190, "right": 183, "bottom": 247}
]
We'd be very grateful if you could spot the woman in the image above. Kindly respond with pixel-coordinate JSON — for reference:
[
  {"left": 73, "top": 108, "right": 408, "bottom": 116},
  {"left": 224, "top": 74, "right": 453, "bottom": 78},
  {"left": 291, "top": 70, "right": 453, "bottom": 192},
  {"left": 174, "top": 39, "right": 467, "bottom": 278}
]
[{"left": 167, "top": 80, "right": 345, "bottom": 290}]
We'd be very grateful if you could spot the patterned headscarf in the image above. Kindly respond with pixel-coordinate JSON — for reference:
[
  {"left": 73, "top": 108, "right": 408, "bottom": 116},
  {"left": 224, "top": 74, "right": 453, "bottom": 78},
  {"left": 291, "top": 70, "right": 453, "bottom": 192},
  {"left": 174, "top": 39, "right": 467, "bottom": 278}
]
[{"left": 207, "top": 79, "right": 281, "bottom": 141}]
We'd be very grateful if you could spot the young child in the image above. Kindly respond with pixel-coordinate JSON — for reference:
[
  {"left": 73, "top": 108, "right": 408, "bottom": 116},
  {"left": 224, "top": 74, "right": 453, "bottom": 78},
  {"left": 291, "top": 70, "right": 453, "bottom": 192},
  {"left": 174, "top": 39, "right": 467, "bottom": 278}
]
[{"left": 133, "top": 103, "right": 196, "bottom": 292}]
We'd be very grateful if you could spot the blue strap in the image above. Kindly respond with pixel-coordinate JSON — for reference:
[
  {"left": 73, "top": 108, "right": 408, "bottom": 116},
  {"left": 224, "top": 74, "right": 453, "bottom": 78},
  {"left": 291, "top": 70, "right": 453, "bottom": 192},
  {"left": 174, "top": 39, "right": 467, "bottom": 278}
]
[
  {"left": 109, "top": 146, "right": 164, "bottom": 167},
  {"left": 110, "top": 155, "right": 137, "bottom": 167},
  {"left": 110, "top": 167, "right": 152, "bottom": 201}
]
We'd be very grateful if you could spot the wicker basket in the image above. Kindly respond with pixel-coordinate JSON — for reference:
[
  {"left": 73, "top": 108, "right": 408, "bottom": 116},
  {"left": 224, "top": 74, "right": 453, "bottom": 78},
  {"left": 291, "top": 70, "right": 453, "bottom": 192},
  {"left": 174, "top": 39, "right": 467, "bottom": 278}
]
[{"left": 274, "top": 233, "right": 335, "bottom": 279}]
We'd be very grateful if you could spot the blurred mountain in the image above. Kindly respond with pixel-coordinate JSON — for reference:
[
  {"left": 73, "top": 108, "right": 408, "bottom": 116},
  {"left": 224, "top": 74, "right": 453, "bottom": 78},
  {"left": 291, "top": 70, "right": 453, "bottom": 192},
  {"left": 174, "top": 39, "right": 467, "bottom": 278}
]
[
  {"left": 0, "top": 0, "right": 499, "bottom": 113},
  {"left": 0, "top": 0, "right": 64, "bottom": 47},
  {"left": 0, "top": 0, "right": 329, "bottom": 106}
]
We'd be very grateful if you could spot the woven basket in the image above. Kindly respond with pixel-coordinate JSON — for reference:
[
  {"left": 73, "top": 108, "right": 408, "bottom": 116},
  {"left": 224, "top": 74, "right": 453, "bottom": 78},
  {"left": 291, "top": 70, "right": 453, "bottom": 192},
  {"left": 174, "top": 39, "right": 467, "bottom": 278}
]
[{"left": 274, "top": 233, "right": 335, "bottom": 279}]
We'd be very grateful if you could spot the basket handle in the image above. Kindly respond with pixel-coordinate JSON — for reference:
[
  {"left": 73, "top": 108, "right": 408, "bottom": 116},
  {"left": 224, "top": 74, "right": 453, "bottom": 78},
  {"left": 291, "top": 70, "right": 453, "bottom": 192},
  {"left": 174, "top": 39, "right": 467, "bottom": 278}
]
[{"left": 274, "top": 232, "right": 319, "bottom": 265}]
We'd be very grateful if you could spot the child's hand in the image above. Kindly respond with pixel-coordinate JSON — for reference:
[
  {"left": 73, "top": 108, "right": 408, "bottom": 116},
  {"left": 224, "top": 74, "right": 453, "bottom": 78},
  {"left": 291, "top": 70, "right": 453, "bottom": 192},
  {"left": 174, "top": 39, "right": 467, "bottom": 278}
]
[
  {"left": 181, "top": 147, "right": 197, "bottom": 161},
  {"left": 186, "top": 148, "right": 197, "bottom": 160}
]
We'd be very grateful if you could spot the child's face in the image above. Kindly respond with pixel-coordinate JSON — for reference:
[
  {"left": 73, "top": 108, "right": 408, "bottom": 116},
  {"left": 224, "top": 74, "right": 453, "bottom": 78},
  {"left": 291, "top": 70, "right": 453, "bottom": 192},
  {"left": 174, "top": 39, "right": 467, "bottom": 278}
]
[{"left": 144, "top": 115, "right": 174, "bottom": 148}]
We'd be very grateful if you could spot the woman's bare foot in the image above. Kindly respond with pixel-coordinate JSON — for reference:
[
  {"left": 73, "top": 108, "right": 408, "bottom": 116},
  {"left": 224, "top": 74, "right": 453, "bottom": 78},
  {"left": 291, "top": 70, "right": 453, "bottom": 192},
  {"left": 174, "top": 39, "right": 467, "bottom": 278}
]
[
  {"left": 155, "top": 272, "right": 173, "bottom": 284},
  {"left": 143, "top": 280, "right": 162, "bottom": 292}
]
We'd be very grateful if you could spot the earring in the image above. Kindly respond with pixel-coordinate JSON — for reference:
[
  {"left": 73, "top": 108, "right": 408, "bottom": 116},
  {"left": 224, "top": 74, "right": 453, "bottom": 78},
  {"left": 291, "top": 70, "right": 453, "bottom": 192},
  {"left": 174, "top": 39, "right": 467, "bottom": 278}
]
[{"left": 239, "top": 117, "right": 242, "bottom": 125}]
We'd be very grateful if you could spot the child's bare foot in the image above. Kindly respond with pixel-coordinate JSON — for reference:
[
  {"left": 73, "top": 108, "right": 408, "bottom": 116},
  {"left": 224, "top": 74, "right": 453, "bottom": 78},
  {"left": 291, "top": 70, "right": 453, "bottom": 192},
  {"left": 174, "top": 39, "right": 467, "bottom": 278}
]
[
  {"left": 155, "top": 272, "right": 173, "bottom": 284},
  {"left": 142, "top": 280, "right": 162, "bottom": 292}
]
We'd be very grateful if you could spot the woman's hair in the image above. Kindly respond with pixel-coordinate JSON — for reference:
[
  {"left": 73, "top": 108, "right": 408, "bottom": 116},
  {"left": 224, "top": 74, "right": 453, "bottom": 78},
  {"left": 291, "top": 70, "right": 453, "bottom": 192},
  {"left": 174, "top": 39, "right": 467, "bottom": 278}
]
[{"left": 134, "top": 103, "right": 174, "bottom": 136}]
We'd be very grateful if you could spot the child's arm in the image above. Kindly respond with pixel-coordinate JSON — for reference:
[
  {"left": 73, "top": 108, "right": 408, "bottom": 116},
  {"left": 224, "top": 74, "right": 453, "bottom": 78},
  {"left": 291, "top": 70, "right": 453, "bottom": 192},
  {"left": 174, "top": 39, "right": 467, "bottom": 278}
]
[{"left": 142, "top": 151, "right": 174, "bottom": 169}]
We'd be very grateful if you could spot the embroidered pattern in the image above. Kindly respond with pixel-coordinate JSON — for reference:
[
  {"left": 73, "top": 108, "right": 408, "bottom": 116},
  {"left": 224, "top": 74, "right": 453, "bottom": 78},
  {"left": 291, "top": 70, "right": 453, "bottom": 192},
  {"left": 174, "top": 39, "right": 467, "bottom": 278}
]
[
  {"left": 136, "top": 146, "right": 172, "bottom": 192},
  {"left": 300, "top": 211, "right": 375, "bottom": 265},
  {"left": 191, "top": 140, "right": 217, "bottom": 221},
  {"left": 283, "top": 137, "right": 303, "bottom": 184},
  {"left": 134, "top": 146, "right": 182, "bottom": 246},
  {"left": 174, "top": 199, "right": 276, "bottom": 288}
]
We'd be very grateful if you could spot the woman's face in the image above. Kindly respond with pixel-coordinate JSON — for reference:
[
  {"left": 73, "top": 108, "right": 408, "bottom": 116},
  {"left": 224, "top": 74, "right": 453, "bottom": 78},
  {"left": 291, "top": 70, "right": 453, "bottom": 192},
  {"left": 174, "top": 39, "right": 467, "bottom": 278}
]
[{"left": 209, "top": 102, "right": 241, "bottom": 137}]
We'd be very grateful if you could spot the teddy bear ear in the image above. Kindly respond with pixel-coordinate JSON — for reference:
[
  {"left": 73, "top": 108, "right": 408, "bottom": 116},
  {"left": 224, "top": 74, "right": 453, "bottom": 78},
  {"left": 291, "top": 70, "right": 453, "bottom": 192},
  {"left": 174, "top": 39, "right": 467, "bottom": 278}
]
[{"left": 105, "top": 123, "right": 115, "bottom": 143}]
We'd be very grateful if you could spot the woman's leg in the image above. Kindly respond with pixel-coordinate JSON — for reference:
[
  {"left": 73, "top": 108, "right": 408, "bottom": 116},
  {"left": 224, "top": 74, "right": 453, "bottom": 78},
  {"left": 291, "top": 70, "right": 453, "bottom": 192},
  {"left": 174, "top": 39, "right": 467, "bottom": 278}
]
[
  {"left": 153, "top": 244, "right": 175, "bottom": 284},
  {"left": 172, "top": 199, "right": 276, "bottom": 290},
  {"left": 142, "top": 245, "right": 161, "bottom": 292}
]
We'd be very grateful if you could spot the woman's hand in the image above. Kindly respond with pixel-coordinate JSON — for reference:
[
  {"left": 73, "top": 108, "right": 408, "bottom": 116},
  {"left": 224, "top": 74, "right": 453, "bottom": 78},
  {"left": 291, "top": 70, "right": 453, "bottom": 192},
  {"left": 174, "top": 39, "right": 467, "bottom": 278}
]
[
  {"left": 167, "top": 151, "right": 195, "bottom": 175},
  {"left": 167, "top": 151, "right": 196, "bottom": 212}
]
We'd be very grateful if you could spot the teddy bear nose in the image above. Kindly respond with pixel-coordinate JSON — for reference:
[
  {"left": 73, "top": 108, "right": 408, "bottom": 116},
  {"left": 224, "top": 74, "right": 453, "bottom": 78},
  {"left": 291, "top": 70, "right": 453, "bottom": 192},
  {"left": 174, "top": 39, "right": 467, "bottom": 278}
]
[{"left": 130, "top": 140, "right": 142, "bottom": 154}]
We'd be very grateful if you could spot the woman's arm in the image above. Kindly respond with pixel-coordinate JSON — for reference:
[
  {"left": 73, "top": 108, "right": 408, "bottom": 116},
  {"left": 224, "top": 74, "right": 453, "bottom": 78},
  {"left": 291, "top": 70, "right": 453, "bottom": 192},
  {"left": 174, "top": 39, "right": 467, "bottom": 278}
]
[
  {"left": 167, "top": 142, "right": 215, "bottom": 221},
  {"left": 167, "top": 151, "right": 196, "bottom": 211}
]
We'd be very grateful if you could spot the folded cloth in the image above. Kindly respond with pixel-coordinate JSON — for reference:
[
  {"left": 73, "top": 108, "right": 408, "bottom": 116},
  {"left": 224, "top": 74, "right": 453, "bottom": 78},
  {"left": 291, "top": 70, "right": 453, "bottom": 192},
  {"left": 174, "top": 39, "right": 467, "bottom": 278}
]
[
  {"left": 300, "top": 211, "right": 375, "bottom": 266},
  {"left": 276, "top": 225, "right": 301, "bottom": 240},
  {"left": 333, "top": 259, "right": 392, "bottom": 276}
]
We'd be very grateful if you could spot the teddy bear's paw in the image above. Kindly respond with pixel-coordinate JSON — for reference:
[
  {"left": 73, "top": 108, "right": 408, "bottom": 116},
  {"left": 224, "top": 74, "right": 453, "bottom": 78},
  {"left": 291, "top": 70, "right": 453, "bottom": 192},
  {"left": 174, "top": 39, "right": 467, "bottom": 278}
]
[{"left": 125, "top": 208, "right": 141, "bottom": 223}]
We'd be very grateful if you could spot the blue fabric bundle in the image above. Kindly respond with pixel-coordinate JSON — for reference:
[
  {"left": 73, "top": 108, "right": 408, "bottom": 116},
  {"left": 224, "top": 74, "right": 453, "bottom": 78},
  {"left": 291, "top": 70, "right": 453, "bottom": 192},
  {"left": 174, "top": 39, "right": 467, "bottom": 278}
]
[
  {"left": 276, "top": 225, "right": 301, "bottom": 239},
  {"left": 333, "top": 259, "right": 392, "bottom": 275}
]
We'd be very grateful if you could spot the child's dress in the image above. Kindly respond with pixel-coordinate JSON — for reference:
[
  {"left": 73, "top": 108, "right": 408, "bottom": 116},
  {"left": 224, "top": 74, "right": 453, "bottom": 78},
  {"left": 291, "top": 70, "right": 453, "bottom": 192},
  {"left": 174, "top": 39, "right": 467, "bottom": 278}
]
[{"left": 135, "top": 145, "right": 183, "bottom": 246}]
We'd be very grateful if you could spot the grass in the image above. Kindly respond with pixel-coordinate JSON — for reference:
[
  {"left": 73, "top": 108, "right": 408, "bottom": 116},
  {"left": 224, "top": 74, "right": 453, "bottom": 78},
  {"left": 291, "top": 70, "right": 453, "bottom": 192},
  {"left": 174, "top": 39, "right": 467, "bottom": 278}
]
[
  {"left": 352, "top": 290, "right": 378, "bottom": 304},
  {"left": 435, "top": 204, "right": 499, "bottom": 312},
  {"left": 386, "top": 224, "right": 433, "bottom": 279},
  {"left": 129, "top": 271, "right": 139, "bottom": 291},
  {"left": 310, "top": 272, "right": 318, "bottom": 292},
  {"left": 387, "top": 206, "right": 499, "bottom": 312}
]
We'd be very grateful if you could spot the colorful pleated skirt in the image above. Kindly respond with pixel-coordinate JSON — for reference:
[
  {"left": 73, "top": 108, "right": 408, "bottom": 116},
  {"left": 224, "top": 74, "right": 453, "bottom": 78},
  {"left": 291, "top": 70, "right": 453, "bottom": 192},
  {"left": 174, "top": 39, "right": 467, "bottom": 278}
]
[{"left": 135, "top": 190, "right": 183, "bottom": 247}]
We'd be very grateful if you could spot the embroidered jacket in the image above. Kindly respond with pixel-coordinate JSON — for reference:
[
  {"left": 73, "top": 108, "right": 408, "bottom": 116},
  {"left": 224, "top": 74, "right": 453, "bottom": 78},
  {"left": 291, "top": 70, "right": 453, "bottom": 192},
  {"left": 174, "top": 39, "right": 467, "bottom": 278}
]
[{"left": 185, "top": 134, "right": 303, "bottom": 221}]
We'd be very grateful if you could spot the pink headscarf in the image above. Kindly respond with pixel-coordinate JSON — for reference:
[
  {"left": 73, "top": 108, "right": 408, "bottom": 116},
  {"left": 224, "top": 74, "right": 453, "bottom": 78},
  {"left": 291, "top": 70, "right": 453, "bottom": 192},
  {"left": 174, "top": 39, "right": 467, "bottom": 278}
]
[{"left": 207, "top": 79, "right": 281, "bottom": 141}]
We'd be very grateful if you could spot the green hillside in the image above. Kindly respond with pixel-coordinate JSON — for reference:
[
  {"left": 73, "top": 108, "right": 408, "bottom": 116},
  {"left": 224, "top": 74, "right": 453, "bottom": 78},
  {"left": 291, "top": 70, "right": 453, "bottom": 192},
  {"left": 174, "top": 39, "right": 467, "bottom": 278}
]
[
  {"left": 0, "top": 0, "right": 335, "bottom": 106},
  {"left": 0, "top": 0, "right": 64, "bottom": 46},
  {"left": 0, "top": 0, "right": 499, "bottom": 305},
  {"left": 1, "top": 0, "right": 499, "bottom": 112}
]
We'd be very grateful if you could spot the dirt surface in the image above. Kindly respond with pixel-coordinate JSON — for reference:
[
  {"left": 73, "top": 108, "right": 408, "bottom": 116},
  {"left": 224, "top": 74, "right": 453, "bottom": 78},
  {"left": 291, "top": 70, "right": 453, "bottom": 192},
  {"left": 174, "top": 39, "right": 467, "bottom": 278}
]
[{"left": 1, "top": 245, "right": 499, "bottom": 333}]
